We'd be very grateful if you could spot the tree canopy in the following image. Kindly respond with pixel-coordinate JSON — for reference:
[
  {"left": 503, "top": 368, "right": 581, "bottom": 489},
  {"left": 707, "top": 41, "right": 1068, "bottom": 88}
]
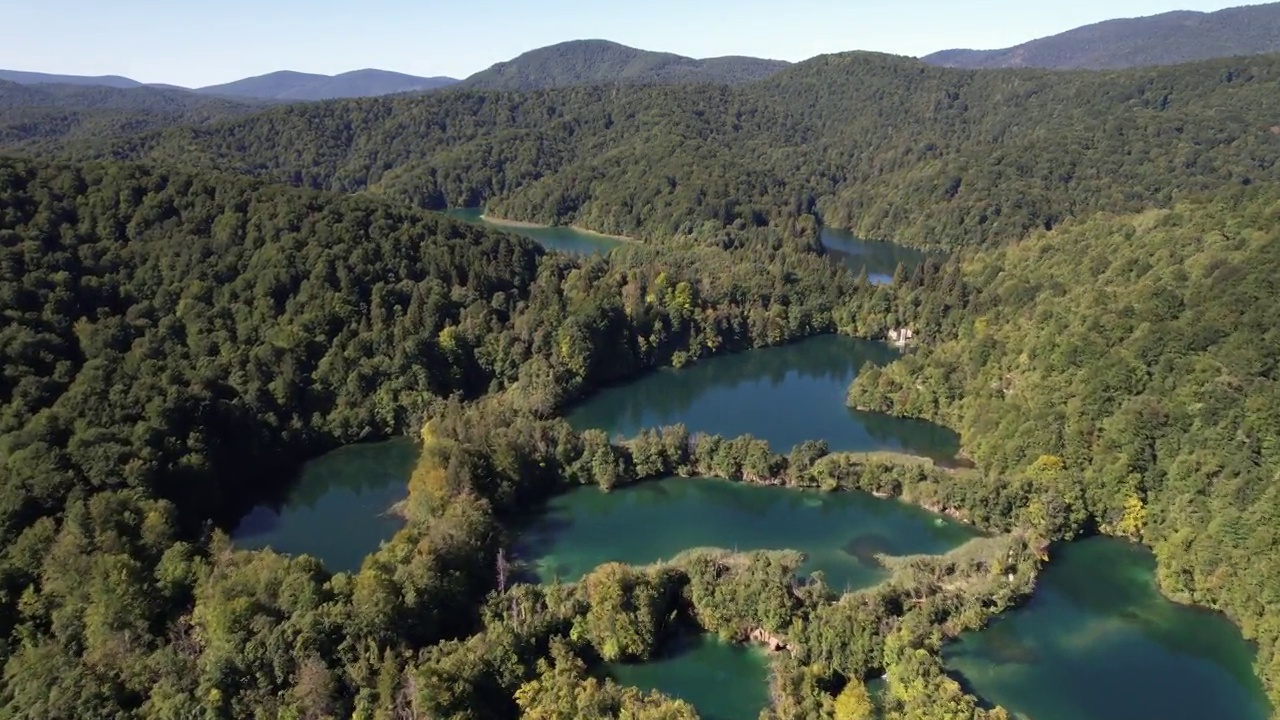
[
  {"left": 2, "top": 34, "right": 1280, "bottom": 720},
  {"left": 28, "top": 51, "right": 1280, "bottom": 250}
]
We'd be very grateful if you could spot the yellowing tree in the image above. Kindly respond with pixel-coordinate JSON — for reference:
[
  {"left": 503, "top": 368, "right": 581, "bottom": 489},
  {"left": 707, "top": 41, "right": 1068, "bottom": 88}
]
[
  {"left": 833, "top": 678, "right": 874, "bottom": 720},
  {"left": 1116, "top": 494, "right": 1147, "bottom": 538}
]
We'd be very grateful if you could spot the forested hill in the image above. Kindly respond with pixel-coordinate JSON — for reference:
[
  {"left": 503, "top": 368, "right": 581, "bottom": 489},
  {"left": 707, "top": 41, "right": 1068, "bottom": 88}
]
[
  {"left": 59, "top": 51, "right": 1280, "bottom": 251},
  {"left": 0, "top": 68, "right": 459, "bottom": 99},
  {"left": 450, "top": 39, "right": 790, "bottom": 90},
  {"left": 194, "top": 69, "right": 458, "bottom": 100},
  {"left": 0, "top": 79, "right": 265, "bottom": 149},
  {"left": 848, "top": 186, "right": 1280, "bottom": 711},
  {"left": 0, "top": 69, "right": 143, "bottom": 88},
  {"left": 0, "top": 154, "right": 889, "bottom": 718},
  {"left": 924, "top": 2, "right": 1280, "bottom": 69}
]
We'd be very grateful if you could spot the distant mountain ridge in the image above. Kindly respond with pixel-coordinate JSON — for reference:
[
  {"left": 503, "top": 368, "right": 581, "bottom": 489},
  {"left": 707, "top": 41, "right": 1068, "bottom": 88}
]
[
  {"left": 0, "top": 69, "right": 143, "bottom": 88},
  {"left": 455, "top": 39, "right": 791, "bottom": 90},
  {"left": 0, "top": 39, "right": 788, "bottom": 104},
  {"left": 924, "top": 1, "right": 1280, "bottom": 69},
  {"left": 17, "top": 3, "right": 1280, "bottom": 106},
  {"left": 0, "top": 79, "right": 265, "bottom": 148},
  {"left": 0, "top": 68, "right": 458, "bottom": 100},
  {"left": 196, "top": 69, "right": 458, "bottom": 100}
]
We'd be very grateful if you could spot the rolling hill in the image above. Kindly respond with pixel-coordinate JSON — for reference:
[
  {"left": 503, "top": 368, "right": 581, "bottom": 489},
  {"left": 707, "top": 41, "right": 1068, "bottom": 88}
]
[
  {"left": 0, "top": 69, "right": 143, "bottom": 88},
  {"left": 924, "top": 1, "right": 1280, "bottom": 69},
  {"left": 56, "top": 51, "right": 1280, "bottom": 254},
  {"left": 0, "top": 79, "right": 266, "bottom": 148},
  {"left": 0, "top": 67, "right": 457, "bottom": 100},
  {"left": 194, "top": 69, "right": 457, "bottom": 100},
  {"left": 455, "top": 39, "right": 790, "bottom": 90}
]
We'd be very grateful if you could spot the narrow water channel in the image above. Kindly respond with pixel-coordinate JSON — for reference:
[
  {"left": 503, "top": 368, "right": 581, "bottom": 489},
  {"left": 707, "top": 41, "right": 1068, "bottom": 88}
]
[{"left": 818, "top": 226, "right": 932, "bottom": 284}]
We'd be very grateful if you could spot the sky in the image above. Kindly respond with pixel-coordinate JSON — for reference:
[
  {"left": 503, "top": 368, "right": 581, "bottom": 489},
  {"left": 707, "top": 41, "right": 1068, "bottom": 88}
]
[{"left": 1, "top": 0, "right": 1273, "bottom": 87}]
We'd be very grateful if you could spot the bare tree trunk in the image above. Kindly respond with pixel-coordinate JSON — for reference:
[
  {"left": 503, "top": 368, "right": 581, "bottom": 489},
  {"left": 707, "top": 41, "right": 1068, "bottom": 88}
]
[{"left": 496, "top": 547, "right": 509, "bottom": 594}]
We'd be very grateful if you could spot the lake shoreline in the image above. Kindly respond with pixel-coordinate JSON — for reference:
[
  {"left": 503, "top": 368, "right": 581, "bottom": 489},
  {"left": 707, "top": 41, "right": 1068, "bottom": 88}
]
[{"left": 479, "top": 212, "right": 636, "bottom": 242}]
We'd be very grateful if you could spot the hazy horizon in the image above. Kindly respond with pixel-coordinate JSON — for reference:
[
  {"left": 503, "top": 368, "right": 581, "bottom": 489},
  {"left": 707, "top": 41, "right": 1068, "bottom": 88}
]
[{"left": 3, "top": 0, "right": 1275, "bottom": 87}]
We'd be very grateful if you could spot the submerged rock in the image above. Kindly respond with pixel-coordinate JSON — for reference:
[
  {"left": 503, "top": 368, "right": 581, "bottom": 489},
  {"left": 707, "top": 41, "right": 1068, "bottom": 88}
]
[{"left": 843, "top": 533, "right": 896, "bottom": 566}]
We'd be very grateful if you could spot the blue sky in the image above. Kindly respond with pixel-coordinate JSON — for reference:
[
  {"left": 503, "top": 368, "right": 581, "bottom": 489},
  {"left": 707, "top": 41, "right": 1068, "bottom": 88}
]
[{"left": 2, "top": 0, "right": 1271, "bottom": 87}]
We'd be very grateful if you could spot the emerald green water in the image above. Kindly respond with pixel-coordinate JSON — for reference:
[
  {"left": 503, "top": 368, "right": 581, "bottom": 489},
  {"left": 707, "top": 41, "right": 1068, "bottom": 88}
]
[
  {"left": 232, "top": 438, "right": 418, "bottom": 573},
  {"left": 220, "top": 342, "right": 1266, "bottom": 720},
  {"left": 944, "top": 537, "right": 1270, "bottom": 720},
  {"left": 569, "top": 334, "right": 960, "bottom": 461},
  {"left": 819, "top": 227, "right": 931, "bottom": 284},
  {"left": 445, "top": 207, "right": 624, "bottom": 254},
  {"left": 609, "top": 633, "right": 770, "bottom": 720},
  {"left": 516, "top": 476, "right": 976, "bottom": 591}
]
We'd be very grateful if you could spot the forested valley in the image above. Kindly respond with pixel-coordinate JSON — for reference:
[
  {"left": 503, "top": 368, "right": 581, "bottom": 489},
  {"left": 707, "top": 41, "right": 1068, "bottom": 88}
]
[
  {"left": 34, "top": 51, "right": 1280, "bottom": 250},
  {"left": 0, "top": 156, "right": 971, "bottom": 718},
  {"left": 0, "top": 80, "right": 267, "bottom": 152},
  {"left": 0, "top": 41, "right": 1278, "bottom": 720}
]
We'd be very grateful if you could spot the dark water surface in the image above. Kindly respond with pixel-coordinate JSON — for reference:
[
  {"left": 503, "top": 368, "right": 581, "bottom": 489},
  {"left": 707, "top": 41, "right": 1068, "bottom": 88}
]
[
  {"left": 232, "top": 438, "right": 418, "bottom": 573},
  {"left": 819, "top": 226, "right": 932, "bottom": 284},
  {"left": 608, "top": 633, "right": 770, "bottom": 720}
]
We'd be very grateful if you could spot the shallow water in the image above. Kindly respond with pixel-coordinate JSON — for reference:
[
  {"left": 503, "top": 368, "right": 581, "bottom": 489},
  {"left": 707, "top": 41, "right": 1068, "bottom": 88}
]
[{"left": 516, "top": 476, "right": 976, "bottom": 592}]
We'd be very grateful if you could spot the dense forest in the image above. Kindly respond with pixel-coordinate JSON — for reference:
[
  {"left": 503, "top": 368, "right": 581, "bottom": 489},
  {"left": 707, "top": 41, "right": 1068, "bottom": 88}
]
[
  {"left": 0, "top": 80, "right": 266, "bottom": 150},
  {"left": 454, "top": 40, "right": 790, "bottom": 91},
  {"left": 4, "top": 28, "right": 1280, "bottom": 720},
  {"left": 849, "top": 187, "right": 1280, "bottom": 709},
  {"left": 0, "top": 155, "right": 977, "bottom": 718},
  {"left": 28, "top": 51, "right": 1279, "bottom": 250}
]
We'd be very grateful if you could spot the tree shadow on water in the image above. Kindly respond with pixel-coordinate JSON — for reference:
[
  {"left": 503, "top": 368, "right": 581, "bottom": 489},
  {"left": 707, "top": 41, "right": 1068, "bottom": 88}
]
[
  {"left": 232, "top": 505, "right": 283, "bottom": 539},
  {"left": 508, "top": 513, "right": 579, "bottom": 584}
]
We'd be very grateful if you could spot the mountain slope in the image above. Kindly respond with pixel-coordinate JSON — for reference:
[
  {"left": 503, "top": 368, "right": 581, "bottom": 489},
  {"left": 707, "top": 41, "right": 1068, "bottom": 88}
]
[
  {"left": 847, "top": 185, "right": 1280, "bottom": 714},
  {"left": 0, "top": 80, "right": 265, "bottom": 149},
  {"left": 304, "top": 69, "right": 457, "bottom": 98},
  {"left": 456, "top": 39, "right": 789, "bottom": 90},
  {"left": 0, "top": 69, "right": 143, "bottom": 88},
  {"left": 196, "top": 69, "right": 456, "bottom": 100},
  {"left": 924, "top": 2, "right": 1280, "bottom": 69},
  {"left": 66, "top": 52, "right": 1280, "bottom": 252}
]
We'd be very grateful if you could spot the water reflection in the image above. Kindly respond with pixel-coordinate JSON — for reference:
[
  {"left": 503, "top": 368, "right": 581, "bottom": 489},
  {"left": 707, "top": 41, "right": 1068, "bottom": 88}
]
[
  {"left": 569, "top": 335, "right": 960, "bottom": 461},
  {"left": 232, "top": 438, "right": 418, "bottom": 573},
  {"left": 609, "top": 632, "right": 770, "bottom": 720},
  {"left": 819, "top": 227, "right": 934, "bottom": 284}
]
